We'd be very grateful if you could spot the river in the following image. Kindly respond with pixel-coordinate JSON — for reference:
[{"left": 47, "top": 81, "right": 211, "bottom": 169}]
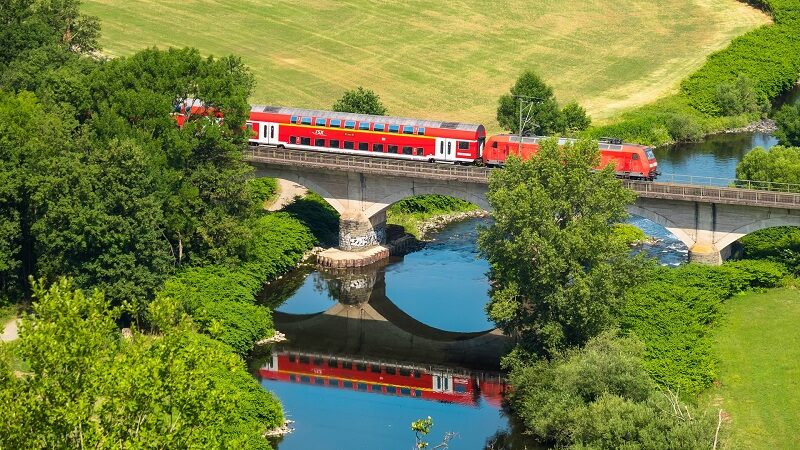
[{"left": 253, "top": 101, "right": 798, "bottom": 448}]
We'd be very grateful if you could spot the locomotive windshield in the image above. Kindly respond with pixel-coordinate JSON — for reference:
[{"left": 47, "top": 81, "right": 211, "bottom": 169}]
[{"left": 645, "top": 148, "right": 655, "bottom": 160}]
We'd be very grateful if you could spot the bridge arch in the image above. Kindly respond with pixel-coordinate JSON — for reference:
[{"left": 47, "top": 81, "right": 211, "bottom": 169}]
[
  {"left": 362, "top": 185, "right": 491, "bottom": 220},
  {"left": 252, "top": 169, "right": 347, "bottom": 215},
  {"left": 627, "top": 204, "right": 695, "bottom": 249},
  {"left": 715, "top": 216, "right": 800, "bottom": 250}
]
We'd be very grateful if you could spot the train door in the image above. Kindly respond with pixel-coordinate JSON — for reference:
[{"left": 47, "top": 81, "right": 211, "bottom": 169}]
[
  {"left": 434, "top": 138, "right": 457, "bottom": 162},
  {"left": 432, "top": 373, "right": 453, "bottom": 393},
  {"left": 263, "top": 354, "right": 279, "bottom": 372},
  {"left": 262, "top": 123, "right": 279, "bottom": 145}
]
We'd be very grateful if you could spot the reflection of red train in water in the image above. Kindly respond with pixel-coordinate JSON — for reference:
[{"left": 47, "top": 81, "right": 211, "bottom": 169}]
[
  {"left": 174, "top": 100, "right": 659, "bottom": 180},
  {"left": 259, "top": 351, "right": 507, "bottom": 406}
]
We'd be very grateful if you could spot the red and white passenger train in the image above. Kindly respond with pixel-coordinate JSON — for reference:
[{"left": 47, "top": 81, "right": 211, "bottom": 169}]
[
  {"left": 176, "top": 101, "right": 659, "bottom": 180},
  {"left": 260, "top": 351, "right": 507, "bottom": 406}
]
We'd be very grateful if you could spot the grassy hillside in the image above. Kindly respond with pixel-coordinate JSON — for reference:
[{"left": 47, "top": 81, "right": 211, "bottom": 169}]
[
  {"left": 83, "top": 0, "right": 766, "bottom": 130},
  {"left": 704, "top": 287, "right": 800, "bottom": 449}
]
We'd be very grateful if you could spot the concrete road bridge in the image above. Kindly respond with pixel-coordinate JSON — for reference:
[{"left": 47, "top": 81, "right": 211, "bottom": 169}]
[{"left": 246, "top": 146, "right": 800, "bottom": 264}]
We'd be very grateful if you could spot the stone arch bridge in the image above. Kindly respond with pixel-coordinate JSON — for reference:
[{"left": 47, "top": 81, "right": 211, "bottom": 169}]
[{"left": 247, "top": 147, "right": 800, "bottom": 265}]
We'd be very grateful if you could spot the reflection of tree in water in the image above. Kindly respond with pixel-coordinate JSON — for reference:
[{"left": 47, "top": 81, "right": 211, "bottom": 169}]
[
  {"left": 482, "top": 411, "right": 542, "bottom": 450},
  {"left": 655, "top": 132, "right": 759, "bottom": 169}
]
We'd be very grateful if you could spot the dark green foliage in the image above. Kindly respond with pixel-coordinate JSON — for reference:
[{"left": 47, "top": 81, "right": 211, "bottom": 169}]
[
  {"left": 622, "top": 260, "right": 787, "bottom": 396},
  {"left": 332, "top": 86, "right": 387, "bottom": 115},
  {"left": 682, "top": 1, "right": 800, "bottom": 115},
  {"left": 497, "top": 70, "right": 561, "bottom": 135},
  {"left": 508, "top": 331, "right": 715, "bottom": 449},
  {"left": 158, "top": 213, "right": 314, "bottom": 354},
  {"left": 740, "top": 226, "right": 800, "bottom": 273},
  {"left": 558, "top": 101, "right": 591, "bottom": 135},
  {"left": 714, "top": 75, "right": 764, "bottom": 116},
  {"left": 665, "top": 114, "right": 704, "bottom": 142},
  {"left": 736, "top": 145, "right": 800, "bottom": 185},
  {"left": 0, "top": 279, "right": 281, "bottom": 449},
  {"left": 774, "top": 103, "right": 800, "bottom": 146},
  {"left": 389, "top": 195, "right": 475, "bottom": 215},
  {"left": 248, "top": 177, "right": 278, "bottom": 206},
  {"left": 479, "top": 138, "right": 638, "bottom": 357},
  {"left": 283, "top": 192, "right": 340, "bottom": 247}
]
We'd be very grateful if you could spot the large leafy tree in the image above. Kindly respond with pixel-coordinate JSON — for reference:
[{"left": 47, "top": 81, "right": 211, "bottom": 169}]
[
  {"left": 774, "top": 103, "right": 800, "bottom": 147},
  {"left": 478, "top": 138, "right": 637, "bottom": 357},
  {"left": 332, "top": 86, "right": 387, "bottom": 115},
  {"left": 736, "top": 145, "right": 800, "bottom": 185},
  {"left": 0, "top": 279, "right": 282, "bottom": 448},
  {"left": 496, "top": 71, "right": 561, "bottom": 135}
]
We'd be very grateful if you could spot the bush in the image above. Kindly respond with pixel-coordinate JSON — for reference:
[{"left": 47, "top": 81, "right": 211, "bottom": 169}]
[
  {"left": 666, "top": 114, "right": 704, "bottom": 142},
  {"left": 612, "top": 223, "right": 647, "bottom": 246},
  {"left": 740, "top": 226, "right": 800, "bottom": 273},
  {"left": 282, "top": 192, "right": 340, "bottom": 247},
  {"left": 774, "top": 103, "right": 800, "bottom": 147},
  {"left": 735, "top": 145, "right": 800, "bottom": 185},
  {"left": 247, "top": 177, "right": 278, "bottom": 206},
  {"left": 714, "top": 75, "right": 764, "bottom": 117}
]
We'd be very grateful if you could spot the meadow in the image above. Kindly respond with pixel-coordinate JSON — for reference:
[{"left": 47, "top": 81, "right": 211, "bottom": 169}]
[
  {"left": 704, "top": 287, "right": 800, "bottom": 449},
  {"left": 82, "top": 0, "right": 767, "bottom": 130}
]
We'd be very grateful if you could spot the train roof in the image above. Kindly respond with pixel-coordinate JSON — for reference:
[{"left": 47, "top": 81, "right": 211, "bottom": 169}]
[
  {"left": 498, "top": 134, "right": 647, "bottom": 151},
  {"left": 251, "top": 105, "right": 486, "bottom": 133}
]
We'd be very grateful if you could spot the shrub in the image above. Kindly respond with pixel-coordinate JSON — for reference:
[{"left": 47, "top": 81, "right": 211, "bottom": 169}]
[
  {"left": 740, "top": 226, "right": 800, "bottom": 273},
  {"left": 247, "top": 177, "right": 278, "bottom": 206},
  {"left": 774, "top": 103, "right": 800, "bottom": 147},
  {"left": 282, "top": 192, "right": 340, "bottom": 246},
  {"left": 714, "top": 75, "right": 764, "bottom": 117},
  {"left": 666, "top": 114, "right": 703, "bottom": 142},
  {"left": 736, "top": 145, "right": 800, "bottom": 185},
  {"left": 612, "top": 223, "right": 647, "bottom": 246}
]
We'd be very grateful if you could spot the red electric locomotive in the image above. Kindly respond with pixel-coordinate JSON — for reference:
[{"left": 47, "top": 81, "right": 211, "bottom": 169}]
[
  {"left": 484, "top": 134, "right": 658, "bottom": 180},
  {"left": 259, "top": 351, "right": 507, "bottom": 406},
  {"left": 246, "top": 106, "right": 486, "bottom": 164}
]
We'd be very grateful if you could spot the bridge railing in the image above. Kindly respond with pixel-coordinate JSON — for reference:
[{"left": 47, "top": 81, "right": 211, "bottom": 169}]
[
  {"left": 657, "top": 173, "right": 800, "bottom": 192},
  {"left": 623, "top": 180, "right": 800, "bottom": 208}
]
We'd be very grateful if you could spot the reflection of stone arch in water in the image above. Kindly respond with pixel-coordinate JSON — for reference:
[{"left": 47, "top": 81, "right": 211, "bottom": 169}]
[{"left": 273, "top": 267, "right": 510, "bottom": 370}]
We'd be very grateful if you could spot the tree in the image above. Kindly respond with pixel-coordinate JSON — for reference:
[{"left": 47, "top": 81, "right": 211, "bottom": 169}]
[
  {"left": 0, "top": 279, "right": 283, "bottom": 449},
  {"left": 332, "top": 86, "right": 387, "bottom": 115},
  {"left": 736, "top": 145, "right": 800, "bottom": 185},
  {"left": 496, "top": 71, "right": 560, "bottom": 136},
  {"left": 478, "top": 138, "right": 637, "bottom": 357},
  {"left": 714, "top": 75, "right": 762, "bottom": 117},
  {"left": 774, "top": 103, "right": 800, "bottom": 147},
  {"left": 557, "top": 101, "right": 591, "bottom": 135}
]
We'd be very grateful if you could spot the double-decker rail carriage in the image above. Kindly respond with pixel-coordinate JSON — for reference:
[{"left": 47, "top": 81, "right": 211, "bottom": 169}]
[
  {"left": 483, "top": 135, "right": 658, "bottom": 180},
  {"left": 247, "top": 106, "right": 486, "bottom": 164}
]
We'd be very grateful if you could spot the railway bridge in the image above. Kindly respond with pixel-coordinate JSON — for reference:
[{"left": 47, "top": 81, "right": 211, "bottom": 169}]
[{"left": 246, "top": 146, "right": 800, "bottom": 265}]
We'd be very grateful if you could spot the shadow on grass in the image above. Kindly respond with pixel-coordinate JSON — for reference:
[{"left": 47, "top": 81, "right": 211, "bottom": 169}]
[{"left": 282, "top": 192, "right": 340, "bottom": 247}]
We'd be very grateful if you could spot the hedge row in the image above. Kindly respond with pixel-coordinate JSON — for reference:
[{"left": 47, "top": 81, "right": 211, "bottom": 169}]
[
  {"left": 159, "top": 213, "right": 315, "bottom": 354},
  {"left": 622, "top": 259, "right": 787, "bottom": 397}
]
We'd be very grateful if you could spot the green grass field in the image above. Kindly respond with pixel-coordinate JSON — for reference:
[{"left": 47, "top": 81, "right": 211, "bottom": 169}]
[
  {"left": 704, "top": 288, "right": 800, "bottom": 449},
  {"left": 82, "top": 0, "right": 767, "bottom": 130}
]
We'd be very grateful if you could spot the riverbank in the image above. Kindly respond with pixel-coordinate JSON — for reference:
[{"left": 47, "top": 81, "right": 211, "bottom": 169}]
[{"left": 702, "top": 287, "right": 800, "bottom": 449}]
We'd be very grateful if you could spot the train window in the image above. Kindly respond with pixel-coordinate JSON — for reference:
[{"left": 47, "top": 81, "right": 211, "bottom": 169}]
[
  {"left": 399, "top": 368, "right": 411, "bottom": 376},
  {"left": 402, "top": 125, "right": 414, "bottom": 134},
  {"left": 300, "top": 137, "right": 311, "bottom": 146},
  {"left": 357, "top": 383, "right": 368, "bottom": 391},
  {"left": 454, "top": 384, "right": 467, "bottom": 393},
  {"left": 343, "top": 380, "right": 353, "bottom": 388},
  {"left": 413, "top": 370, "right": 421, "bottom": 378},
  {"left": 400, "top": 387, "right": 411, "bottom": 396},
  {"left": 371, "top": 384, "right": 382, "bottom": 392},
  {"left": 374, "top": 124, "right": 385, "bottom": 132},
  {"left": 330, "top": 119, "right": 341, "bottom": 128},
  {"left": 358, "top": 142, "right": 369, "bottom": 151},
  {"left": 388, "top": 145, "right": 399, "bottom": 154},
  {"left": 447, "top": 142, "right": 452, "bottom": 154},
  {"left": 315, "top": 118, "right": 326, "bottom": 126},
  {"left": 300, "top": 376, "right": 311, "bottom": 384},
  {"left": 458, "top": 141, "right": 469, "bottom": 150},
  {"left": 289, "top": 354, "right": 296, "bottom": 362},
  {"left": 299, "top": 355, "right": 310, "bottom": 364},
  {"left": 402, "top": 146, "right": 413, "bottom": 155},
  {"left": 344, "top": 141, "right": 355, "bottom": 150},
  {"left": 313, "top": 357, "right": 323, "bottom": 366},
  {"left": 329, "top": 379, "right": 340, "bottom": 387},
  {"left": 632, "top": 153, "right": 639, "bottom": 160},
  {"left": 289, "top": 374, "right": 296, "bottom": 382},
  {"left": 342, "top": 361, "right": 352, "bottom": 369},
  {"left": 356, "top": 362, "right": 367, "bottom": 371},
  {"left": 389, "top": 125, "right": 400, "bottom": 133},
  {"left": 417, "top": 127, "right": 426, "bottom": 135},
  {"left": 329, "top": 139, "right": 340, "bottom": 148},
  {"left": 385, "top": 366, "right": 396, "bottom": 375},
  {"left": 386, "top": 386, "right": 397, "bottom": 394},
  {"left": 372, "top": 144, "right": 384, "bottom": 152},
  {"left": 492, "top": 141, "right": 498, "bottom": 148},
  {"left": 344, "top": 120, "right": 356, "bottom": 129},
  {"left": 358, "top": 122, "right": 370, "bottom": 130},
  {"left": 301, "top": 117, "right": 312, "bottom": 125},
  {"left": 416, "top": 147, "right": 424, "bottom": 156},
  {"left": 315, "top": 377, "right": 325, "bottom": 385},
  {"left": 328, "top": 359, "right": 338, "bottom": 368},
  {"left": 370, "top": 364, "right": 381, "bottom": 373},
  {"left": 289, "top": 136, "right": 297, "bottom": 144},
  {"left": 290, "top": 115, "right": 297, "bottom": 123},
  {"left": 414, "top": 390, "right": 422, "bottom": 397},
  {"left": 645, "top": 148, "right": 655, "bottom": 159},
  {"left": 315, "top": 138, "right": 325, "bottom": 147}
]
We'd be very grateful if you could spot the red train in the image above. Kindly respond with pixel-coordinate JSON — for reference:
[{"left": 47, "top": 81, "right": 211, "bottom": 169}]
[
  {"left": 259, "top": 351, "right": 507, "bottom": 407},
  {"left": 175, "top": 101, "right": 658, "bottom": 179}
]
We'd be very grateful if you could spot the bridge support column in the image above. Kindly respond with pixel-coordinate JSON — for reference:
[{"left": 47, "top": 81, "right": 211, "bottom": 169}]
[
  {"left": 339, "top": 210, "right": 386, "bottom": 251},
  {"left": 688, "top": 245, "right": 722, "bottom": 265}
]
